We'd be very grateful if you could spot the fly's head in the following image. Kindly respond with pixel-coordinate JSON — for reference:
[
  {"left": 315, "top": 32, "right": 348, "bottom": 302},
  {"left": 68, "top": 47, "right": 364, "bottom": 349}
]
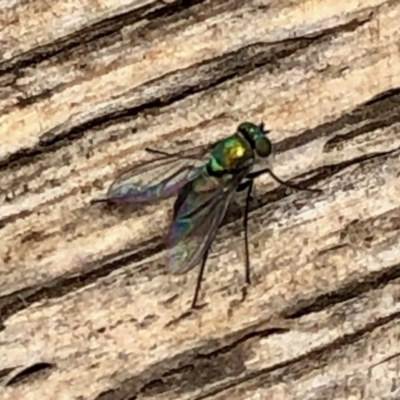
[{"left": 238, "top": 121, "right": 272, "bottom": 159}]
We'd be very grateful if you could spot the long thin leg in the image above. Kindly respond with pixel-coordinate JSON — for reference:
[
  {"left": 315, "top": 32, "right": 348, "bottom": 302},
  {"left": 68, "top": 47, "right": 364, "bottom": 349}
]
[
  {"left": 243, "top": 180, "right": 253, "bottom": 284},
  {"left": 246, "top": 167, "right": 322, "bottom": 194},
  {"left": 236, "top": 179, "right": 253, "bottom": 284},
  {"left": 191, "top": 248, "right": 210, "bottom": 309}
]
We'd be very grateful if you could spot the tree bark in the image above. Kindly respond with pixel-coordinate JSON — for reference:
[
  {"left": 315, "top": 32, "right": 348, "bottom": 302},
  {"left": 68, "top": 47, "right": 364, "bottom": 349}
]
[{"left": 1, "top": 0, "right": 400, "bottom": 399}]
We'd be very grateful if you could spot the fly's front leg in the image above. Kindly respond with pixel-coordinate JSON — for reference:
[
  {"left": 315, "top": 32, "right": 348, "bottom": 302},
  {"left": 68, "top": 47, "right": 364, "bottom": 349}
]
[{"left": 245, "top": 167, "right": 322, "bottom": 193}]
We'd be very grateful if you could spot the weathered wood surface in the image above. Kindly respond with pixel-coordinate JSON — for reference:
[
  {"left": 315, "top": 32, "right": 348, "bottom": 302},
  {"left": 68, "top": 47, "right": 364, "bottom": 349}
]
[{"left": 1, "top": 0, "right": 400, "bottom": 399}]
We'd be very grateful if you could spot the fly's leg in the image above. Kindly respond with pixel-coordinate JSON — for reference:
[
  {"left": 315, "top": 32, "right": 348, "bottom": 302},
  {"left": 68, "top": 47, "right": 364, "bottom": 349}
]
[
  {"left": 191, "top": 248, "right": 210, "bottom": 309},
  {"left": 236, "top": 179, "right": 253, "bottom": 285},
  {"left": 246, "top": 168, "right": 321, "bottom": 193},
  {"left": 232, "top": 166, "right": 322, "bottom": 294}
]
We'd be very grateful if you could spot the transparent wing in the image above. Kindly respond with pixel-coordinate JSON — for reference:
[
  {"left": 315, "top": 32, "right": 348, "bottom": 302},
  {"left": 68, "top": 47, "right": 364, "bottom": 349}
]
[
  {"left": 166, "top": 175, "right": 240, "bottom": 275},
  {"left": 105, "top": 146, "right": 210, "bottom": 203}
]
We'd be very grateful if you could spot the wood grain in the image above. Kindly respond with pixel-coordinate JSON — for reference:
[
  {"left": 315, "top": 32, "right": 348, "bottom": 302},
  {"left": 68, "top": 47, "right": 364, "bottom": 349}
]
[{"left": 1, "top": 0, "right": 400, "bottom": 399}]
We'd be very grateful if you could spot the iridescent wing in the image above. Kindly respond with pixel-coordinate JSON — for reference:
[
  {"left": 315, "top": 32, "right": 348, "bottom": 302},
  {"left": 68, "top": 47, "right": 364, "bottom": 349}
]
[
  {"left": 166, "top": 173, "right": 243, "bottom": 274},
  {"left": 104, "top": 146, "right": 211, "bottom": 203}
]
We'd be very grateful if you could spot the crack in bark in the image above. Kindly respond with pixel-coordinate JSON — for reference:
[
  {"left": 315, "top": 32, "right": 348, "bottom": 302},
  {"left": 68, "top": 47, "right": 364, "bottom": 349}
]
[
  {"left": 92, "top": 308, "right": 400, "bottom": 400},
  {"left": 2, "top": 362, "right": 55, "bottom": 388},
  {"left": 285, "top": 261, "right": 400, "bottom": 319},
  {"left": 0, "top": 13, "right": 372, "bottom": 171},
  {"left": 192, "top": 311, "right": 400, "bottom": 400},
  {"left": 0, "top": 0, "right": 210, "bottom": 74}
]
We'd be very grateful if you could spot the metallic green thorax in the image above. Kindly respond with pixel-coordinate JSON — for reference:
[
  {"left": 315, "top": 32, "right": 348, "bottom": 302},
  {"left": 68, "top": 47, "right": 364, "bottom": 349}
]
[
  {"left": 209, "top": 136, "right": 253, "bottom": 172},
  {"left": 207, "top": 122, "right": 272, "bottom": 175}
]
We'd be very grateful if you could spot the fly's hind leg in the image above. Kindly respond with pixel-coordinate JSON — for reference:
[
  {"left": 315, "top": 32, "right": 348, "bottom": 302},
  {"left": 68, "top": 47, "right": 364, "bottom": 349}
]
[
  {"left": 191, "top": 248, "right": 210, "bottom": 309},
  {"left": 191, "top": 179, "right": 254, "bottom": 309}
]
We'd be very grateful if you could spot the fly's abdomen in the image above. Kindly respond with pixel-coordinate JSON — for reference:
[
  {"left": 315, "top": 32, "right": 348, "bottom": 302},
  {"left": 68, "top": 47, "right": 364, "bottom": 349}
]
[{"left": 191, "top": 172, "right": 222, "bottom": 193}]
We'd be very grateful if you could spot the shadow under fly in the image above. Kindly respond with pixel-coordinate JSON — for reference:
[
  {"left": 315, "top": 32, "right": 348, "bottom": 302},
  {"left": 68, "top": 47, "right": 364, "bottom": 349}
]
[{"left": 92, "top": 122, "right": 322, "bottom": 309}]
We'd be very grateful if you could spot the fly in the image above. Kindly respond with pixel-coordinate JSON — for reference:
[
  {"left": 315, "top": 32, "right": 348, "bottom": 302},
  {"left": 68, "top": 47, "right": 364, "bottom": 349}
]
[{"left": 93, "top": 122, "right": 322, "bottom": 308}]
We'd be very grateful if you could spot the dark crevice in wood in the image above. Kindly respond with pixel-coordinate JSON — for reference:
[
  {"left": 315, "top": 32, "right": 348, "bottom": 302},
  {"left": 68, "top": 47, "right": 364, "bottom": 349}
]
[
  {"left": 93, "top": 309, "right": 400, "bottom": 399},
  {"left": 0, "top": 146, "right": 398, "bottom": 330},
  {"left": 0, "top": 13, "right": 372, "bottom": 171},
  {"left": 96, "top": 389, "right": 137, "bottom": 400},
  {"left": 19, "top": 8, "right": 372, "bottom": 108},
  {"left": 363, "top": 87, "right": 400, "bottom": 106},
  {"left": 3, "top": 0, "right": 244, "bottom": 110},
  {"left": 275, "top": 86, "right": 400, "bottom": 154},
  {"left": 94, "top": 324, "right": 289, "bottom": 400},
  {"left": 0, "top": 0, "right": 210, "bottom": 74},
  {"left": 145, "top": 0, "right": 245, "bottom": 24},
  {"left": 193, "top": 311, "right": 400, "bottom": 399},
  {"left": 139, "top": 328, "right": 288, "bottom": 398},
  {"left": 0, "top": 209, "right": 32, "bottom": 230},
  {"left": 0, "top": 237, "right": 164, "bottom": 329},
  {"left": 0, "top": 367, "right": 15, "bottom": 381},
  {"left": 3, "top": 362, "right": 55, "bottom": 387},
  {"left": 284, "top": 261, "right": 400, "bottom": 319}
]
